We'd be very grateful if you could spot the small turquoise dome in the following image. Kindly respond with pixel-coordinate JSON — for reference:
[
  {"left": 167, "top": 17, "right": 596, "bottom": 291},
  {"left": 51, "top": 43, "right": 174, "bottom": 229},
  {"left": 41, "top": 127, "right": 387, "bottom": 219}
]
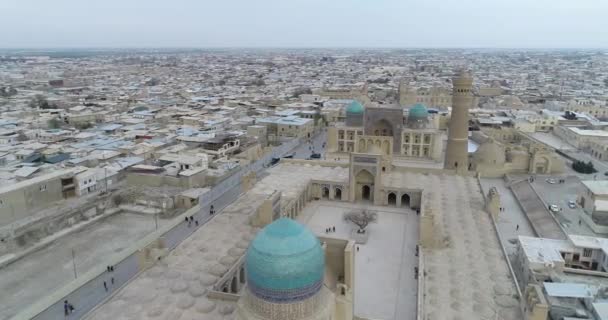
[
  {"left": 246, "top": 218, "right": 324, "bottom": 303},
  {"left": 346, "top": 100, "right": 364, "bottom": 114},
  {"left": 409, "top": 103, "right": 429, "bottom": 119}
]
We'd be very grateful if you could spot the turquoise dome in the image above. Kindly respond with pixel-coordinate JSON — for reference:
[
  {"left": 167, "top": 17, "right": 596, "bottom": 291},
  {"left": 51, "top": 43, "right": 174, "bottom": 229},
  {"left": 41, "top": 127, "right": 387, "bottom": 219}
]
[
  {"left": 346, "top": 100, "right": 364, "bottom": 114},
  {"left": 409, "top": 103, "right": 429, "bottom": 119},
  {"left": 246, "top": 218, "right": 324, "bottom": 303}
]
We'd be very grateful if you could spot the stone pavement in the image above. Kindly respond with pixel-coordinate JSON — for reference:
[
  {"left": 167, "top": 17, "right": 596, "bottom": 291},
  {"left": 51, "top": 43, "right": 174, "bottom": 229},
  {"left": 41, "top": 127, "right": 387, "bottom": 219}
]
[
  {"left": 297, "top": 201, "right": 419, "bottom": 320},
  {"left": 479, "top": 178, "right": 536, "bottom": 255}
]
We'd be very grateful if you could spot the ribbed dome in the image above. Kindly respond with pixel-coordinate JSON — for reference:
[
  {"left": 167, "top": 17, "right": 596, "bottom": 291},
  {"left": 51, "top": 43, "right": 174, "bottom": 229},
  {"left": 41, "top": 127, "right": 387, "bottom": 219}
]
[
  {"left": 473, "top": 139, "right": 505, "bottom": 165},
  {"left": 346, "top": 100, "right": 364, "bottom": 114},
  {"left": 245, "top": 218, "right": 324, "bottom": 303},
  {"left": 409, "top": 103, "right": 429, "bottom": 119}
]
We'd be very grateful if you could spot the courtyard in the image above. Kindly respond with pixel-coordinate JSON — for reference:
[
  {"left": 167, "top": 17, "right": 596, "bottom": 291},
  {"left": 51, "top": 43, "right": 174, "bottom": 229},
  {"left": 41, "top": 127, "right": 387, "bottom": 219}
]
[{"left": 297, "top": 201, "right": 419, "bottom": 320}]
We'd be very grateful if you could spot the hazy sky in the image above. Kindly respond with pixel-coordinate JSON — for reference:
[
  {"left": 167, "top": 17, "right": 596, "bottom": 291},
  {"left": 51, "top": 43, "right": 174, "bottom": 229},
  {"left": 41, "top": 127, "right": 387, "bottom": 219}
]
[{"left": 1, "top": 0, "right": 607, "bottom": 48}]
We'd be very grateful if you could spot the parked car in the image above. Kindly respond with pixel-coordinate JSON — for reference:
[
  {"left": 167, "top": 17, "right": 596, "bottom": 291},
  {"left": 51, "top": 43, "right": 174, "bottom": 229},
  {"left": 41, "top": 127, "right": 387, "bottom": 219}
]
[
  {"left": 568, "top": 200, "right": 577, "bottom": 209},
  {"left": 310, "top": 153, "right": 321, "bottom": 159},
  {"left": 549, "top": 204, "right": 560, "bottom": 212},
  {"left": 546, "top": 178, "right": 557, "bottom": 184},
  {"left": 282, "top": 153, "right": 295, "bottom": 159}
]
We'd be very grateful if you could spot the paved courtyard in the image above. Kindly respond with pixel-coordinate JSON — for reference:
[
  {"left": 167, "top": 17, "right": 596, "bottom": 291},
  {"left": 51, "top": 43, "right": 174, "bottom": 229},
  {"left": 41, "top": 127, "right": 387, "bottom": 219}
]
[
  {"left": 0, "top": 212, "right": 161, "bottom": 320},
  {"left": 297, "top": 201, "right": 419, "bottom": 320}
]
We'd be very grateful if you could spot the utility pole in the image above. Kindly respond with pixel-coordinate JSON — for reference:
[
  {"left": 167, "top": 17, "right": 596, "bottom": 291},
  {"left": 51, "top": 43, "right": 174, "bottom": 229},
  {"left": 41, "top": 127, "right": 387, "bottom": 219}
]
[{"left": 71, "top": 249, "right": 77, "bottom": 279}]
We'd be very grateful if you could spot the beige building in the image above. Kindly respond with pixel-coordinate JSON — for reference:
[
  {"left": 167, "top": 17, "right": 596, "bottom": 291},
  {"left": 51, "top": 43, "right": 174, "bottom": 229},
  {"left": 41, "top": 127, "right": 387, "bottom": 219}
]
[
  {"left": 0, "top": 169, "right": 77, "bottom": 226},
  {"left": 398, "top": 82, "right": 452, "bottom": 108},
  {"left": 554, "top": 125, "right": 608, "bottom": 150},
  {"left": 470, "top": 129, "right": 565, "bottom": 177},
  {"left": 257, "top": 116, "right": 314, "bottom": 140},
  {"left": 589, "top": 140, "right": 608, "bottom": 161},
  {"left": 562, "top": 99, "right": 608, "bottom": 119}
]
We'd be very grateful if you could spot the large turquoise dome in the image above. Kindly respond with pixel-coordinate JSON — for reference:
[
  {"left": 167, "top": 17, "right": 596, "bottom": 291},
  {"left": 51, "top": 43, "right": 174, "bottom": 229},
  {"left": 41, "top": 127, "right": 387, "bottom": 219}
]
[
  {"left": 346, "top": 100, "right": 364, "bottom": 114},
  {"left": 245, "top": 218, "right": 324, "bottom": 303},
  {"left": 409, "top": 103, "right": 429, "bottom": 119}
]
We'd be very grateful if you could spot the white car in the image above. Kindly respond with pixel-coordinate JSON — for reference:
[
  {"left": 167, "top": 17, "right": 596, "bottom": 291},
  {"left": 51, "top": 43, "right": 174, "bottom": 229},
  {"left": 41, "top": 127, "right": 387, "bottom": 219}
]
[
  {"left": 546, "top": 178, "right": 557, "bottom": 184},
  {"left": 549, "top": 204, "right": 560, "bottom": 213},
  {"left": 568, "top": 200, "right": 577, "bottom": 209}
]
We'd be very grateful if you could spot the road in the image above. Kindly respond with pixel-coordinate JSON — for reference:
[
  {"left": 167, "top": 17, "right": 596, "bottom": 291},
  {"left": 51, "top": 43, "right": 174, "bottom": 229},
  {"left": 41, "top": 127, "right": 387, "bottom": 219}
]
[
  {"left": 530, "top": 175, "right": 598, "bottom": 236},
  {"left": 291, "top": 129, "right": 327, "bottom": 159}
]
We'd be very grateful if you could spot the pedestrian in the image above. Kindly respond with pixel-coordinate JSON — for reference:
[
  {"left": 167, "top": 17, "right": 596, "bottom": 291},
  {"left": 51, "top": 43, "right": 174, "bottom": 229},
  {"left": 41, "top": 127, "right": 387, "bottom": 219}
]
[
  {"left": 210, "top": 205, "right": 215, "bottom": 215},
  {"left": 579, "top": 219, "right": 582, "bottom": 225},
  {"left": 195, "top": 220, "right": 199, "bottom": 226},
  {"left": 325, "top": 228, "right": 328, "bottom": 233},
  {"left": 104, "top": 281, "right": 107, "bottom": 291},
  {"left": 110, "top": 266, "right": 114, "bottom": 272},
  {"left": 357, "top": 246, "right": 359, "bottom": 252},
  {"left": 185, "top": 216, "right": 189, "bottom": 223},
  {"left": 64, "top": 300, "right": 70, "bottom": 316},
  {"left": 332, "top": 226, "right": 335, "bottom": 232},
  {"left": 69, "top": 303, "right": 75, "bottom": 314},
  {"left": 516, "top": 224, "right": 519, "bottom": 231},
  {"left": 107, "top": 266, "right": 111, "bottom": 272},
  {"left": 111, "top": 277, "right": 115, "bottom": 285}
]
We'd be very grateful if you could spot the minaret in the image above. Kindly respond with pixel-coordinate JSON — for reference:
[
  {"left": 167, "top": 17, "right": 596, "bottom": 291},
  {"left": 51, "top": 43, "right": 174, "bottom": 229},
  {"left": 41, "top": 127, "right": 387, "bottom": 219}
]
[{"left": 444, "top": 70, "right": 473, "bottom": 174}]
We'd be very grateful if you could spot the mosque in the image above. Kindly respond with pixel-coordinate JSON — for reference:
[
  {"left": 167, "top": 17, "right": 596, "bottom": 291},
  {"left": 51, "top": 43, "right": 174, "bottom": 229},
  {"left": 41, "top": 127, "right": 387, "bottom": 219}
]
[
  {"left": 326, "top": 100, "right": 444, "bottom": 162},
  {"left": 84, "top": 71, "right": 523, "bottom": 320}
]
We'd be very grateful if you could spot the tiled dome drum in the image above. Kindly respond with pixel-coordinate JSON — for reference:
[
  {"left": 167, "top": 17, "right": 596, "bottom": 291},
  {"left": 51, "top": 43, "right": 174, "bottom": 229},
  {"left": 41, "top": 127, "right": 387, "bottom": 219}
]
[{"left": 245, "top": 218, "right": 324, "bottom": 303}]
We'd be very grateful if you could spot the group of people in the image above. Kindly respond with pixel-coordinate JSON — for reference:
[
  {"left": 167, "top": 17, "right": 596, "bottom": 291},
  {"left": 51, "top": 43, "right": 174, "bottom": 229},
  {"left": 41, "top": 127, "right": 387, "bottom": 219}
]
[
  {"left": 103, "top": 265, "right": 116, "bottom": 292},
  {"left": 185, "top": 215, "right": 199, "bottom": 227},
  {"left": 325, "top": 226, "right": 336, "bottom": 233}
]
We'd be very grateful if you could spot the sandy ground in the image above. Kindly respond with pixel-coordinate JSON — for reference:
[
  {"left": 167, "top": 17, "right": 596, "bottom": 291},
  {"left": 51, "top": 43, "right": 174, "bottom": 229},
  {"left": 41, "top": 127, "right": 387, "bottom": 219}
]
[
  {"left": 0, "top": 213, "right": 161, "bottom": 320},
  {"left": 297, "top": 201, "right": 419, "bottom": 320}
]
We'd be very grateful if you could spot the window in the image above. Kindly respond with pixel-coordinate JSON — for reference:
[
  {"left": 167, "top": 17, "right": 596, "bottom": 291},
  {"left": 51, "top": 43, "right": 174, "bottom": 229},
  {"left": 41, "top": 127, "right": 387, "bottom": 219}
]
[
  {"left": 39, "top": 184, "right": 47, "bottom": 192},
  {"left": 583, "top": 248, "right": 592, "bottom": 258},
  {"left": 404, "top": 135, "right": 410, "bottom": 143},
  {"left": 573, "top": 253, "right": 580, "bottom": 261},
  {"left": 414, "top": 134, "right": 420, "bottom": 144},
  {"left": 424, "top": 135, "right": 431, "bottom": 144}
]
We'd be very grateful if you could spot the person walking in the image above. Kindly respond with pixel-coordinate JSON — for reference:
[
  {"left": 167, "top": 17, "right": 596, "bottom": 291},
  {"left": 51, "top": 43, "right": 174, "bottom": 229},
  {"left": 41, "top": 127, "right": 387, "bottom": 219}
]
[
  {"left": 516, "top": 224, "right": 519, "bottom": 231},
  {"left": 104, "top": 281, "right": 108, "bottom": 292},
  {"left": 64, "top": 300, "right": 70, "bottom": 316},
  {"left": 332, "top": 226, "right": 335, "bottom": 232}
]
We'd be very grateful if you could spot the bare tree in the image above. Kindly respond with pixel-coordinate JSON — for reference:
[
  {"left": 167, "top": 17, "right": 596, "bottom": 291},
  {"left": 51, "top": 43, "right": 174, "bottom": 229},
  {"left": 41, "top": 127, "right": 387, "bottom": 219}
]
[{"left": 344, "top": 208, "right": 378, "bottom": 233}]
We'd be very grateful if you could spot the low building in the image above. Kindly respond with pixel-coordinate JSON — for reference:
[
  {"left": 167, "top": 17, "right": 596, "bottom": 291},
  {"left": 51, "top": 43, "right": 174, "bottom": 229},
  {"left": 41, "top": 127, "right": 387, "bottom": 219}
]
[
  {"left": 515, "top": 235, "right": 608, "bottom": 320},
  {"left": 258, "top": 116, "right": 314, "bottom": 140},
  {"left": 580, "top": 180, "right": 608, "bottom": 227},
  {"left": 0, "top": 169, "right": 77, "bottom": 226}
]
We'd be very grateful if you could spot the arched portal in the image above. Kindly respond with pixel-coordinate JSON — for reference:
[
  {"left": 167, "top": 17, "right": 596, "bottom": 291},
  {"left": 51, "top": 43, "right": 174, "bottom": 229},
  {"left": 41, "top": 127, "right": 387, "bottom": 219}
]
[
  {"left": 372, "top": 119, "right": 394, "bottom": 137},
  {"left": 362, "top": 185, "right": 371, "bottom": 200},
  {"left": 401, "top": 194, "right": 411, "bottom": 208},
  {"left": 322, "top": 187, "right": 330, "bottom": 199},
  {"left": 534, "top": 156, "right": 551, "bottom": 174},
  {"left": 334, "top": 188, "right": 342, "bottom": 200},
  {"left": 388, "top": 192, "right": 397, "bottom": 206},
  {"left": 355, "top": 169, "right": 375, "bottom": 202}
]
